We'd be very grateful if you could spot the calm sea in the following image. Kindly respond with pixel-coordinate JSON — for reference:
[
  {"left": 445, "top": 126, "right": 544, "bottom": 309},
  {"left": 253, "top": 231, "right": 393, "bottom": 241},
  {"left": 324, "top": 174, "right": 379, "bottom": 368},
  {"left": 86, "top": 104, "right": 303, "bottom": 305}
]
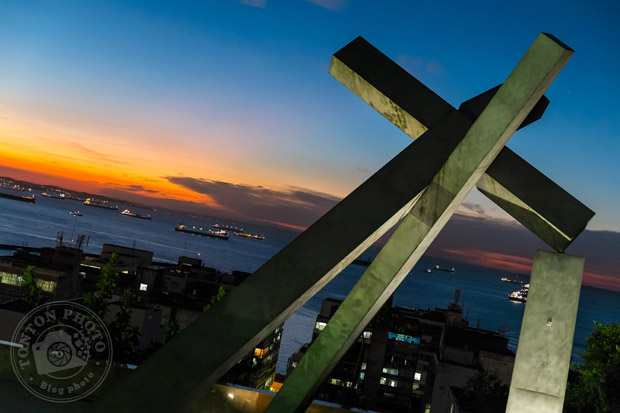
[{"left": 1, "top": 193, "right": 619, "bottom": 374}]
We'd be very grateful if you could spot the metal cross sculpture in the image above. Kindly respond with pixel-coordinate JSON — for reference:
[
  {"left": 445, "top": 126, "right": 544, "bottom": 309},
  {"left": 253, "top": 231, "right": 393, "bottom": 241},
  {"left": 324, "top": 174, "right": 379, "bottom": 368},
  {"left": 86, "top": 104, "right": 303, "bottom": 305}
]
[{"left": 95, "top": 33, "right": 593, "bottom": 412}]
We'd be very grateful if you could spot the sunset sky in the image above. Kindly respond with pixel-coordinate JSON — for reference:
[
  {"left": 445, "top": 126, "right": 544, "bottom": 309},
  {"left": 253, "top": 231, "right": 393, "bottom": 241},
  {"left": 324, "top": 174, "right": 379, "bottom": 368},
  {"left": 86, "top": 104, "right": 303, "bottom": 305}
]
[{"left": 0, "top": 1, "right": 618, "bottom": 289}]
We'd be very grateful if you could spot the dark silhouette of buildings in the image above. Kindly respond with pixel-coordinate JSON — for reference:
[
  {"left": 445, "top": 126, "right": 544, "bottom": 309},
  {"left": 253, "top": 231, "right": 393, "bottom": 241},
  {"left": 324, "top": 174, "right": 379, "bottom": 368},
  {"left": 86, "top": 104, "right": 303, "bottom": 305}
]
[
  {"left": 287, "top": 291, "right": 514, "bottom": 412},
  {"left": 0, "top": 246, "right": 82, "bottom": 302},
  {"left": 0, "top": 242, "right": 280, "bottom": 391}
]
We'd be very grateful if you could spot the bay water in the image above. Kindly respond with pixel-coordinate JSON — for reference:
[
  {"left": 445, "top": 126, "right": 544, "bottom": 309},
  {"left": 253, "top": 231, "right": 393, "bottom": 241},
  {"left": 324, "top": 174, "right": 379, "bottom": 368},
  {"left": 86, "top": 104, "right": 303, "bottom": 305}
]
[{"left": 1, "top": 193, "right": 619, "bottom": 374}]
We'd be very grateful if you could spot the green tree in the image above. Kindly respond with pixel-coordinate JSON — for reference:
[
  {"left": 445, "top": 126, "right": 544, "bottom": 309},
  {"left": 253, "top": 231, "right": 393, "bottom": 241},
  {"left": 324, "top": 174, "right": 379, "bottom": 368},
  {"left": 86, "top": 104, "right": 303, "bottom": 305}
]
[
  {"left": 462, "top": 370, "right": 509, "bottom": 413},
  {"left": 84, "top": 253, "right": 119, "bottom": 318},
  {"left": 564, "top": 322, "right": 620, "bottom": 412},
  {"left": 203, "top": 285, "right": 226, "bottom": 312},
  {"left": 22, "top": 266, "right": 43, "bottom": 308}
]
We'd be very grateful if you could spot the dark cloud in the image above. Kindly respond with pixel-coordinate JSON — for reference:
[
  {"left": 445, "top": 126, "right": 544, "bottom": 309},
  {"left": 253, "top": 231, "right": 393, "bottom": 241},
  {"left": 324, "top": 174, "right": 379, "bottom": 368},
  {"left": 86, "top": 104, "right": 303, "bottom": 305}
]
[
  {"left": 457, "top": 202, "right": 489, "bottom": 218},
  {"left": 104, "top": 183, "right": 160, "bottom": 194},
  {"left": 100, "top": 174, "right": 619, "bottom": 290},
  {"left": 123, "top": 184, "right": 160, "bottom": 194},
  {"left": 164, "top": 176, "right": 340, "bottom": 228}
]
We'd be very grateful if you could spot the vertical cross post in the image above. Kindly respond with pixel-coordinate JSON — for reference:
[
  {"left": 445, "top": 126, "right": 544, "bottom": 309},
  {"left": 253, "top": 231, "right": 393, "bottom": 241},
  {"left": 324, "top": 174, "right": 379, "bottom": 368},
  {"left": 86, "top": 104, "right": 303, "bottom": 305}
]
[{"left": 506, "top": 250, "right": 584, "bottom": 413}]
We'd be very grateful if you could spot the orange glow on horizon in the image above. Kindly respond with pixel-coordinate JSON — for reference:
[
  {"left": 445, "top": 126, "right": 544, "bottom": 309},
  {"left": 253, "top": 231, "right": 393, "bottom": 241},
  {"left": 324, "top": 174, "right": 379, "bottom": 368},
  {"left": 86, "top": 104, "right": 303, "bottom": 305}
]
[
  {"left": 0, "top": 113, "right": 345, "bottom": 215},
  {"left": 442, "top": 248, "right": 620, "bottom": 291},
  {"left": 258, "top": 220, "right": 307, "bottom": 232},
  {"left": 0, "top": 154, "right": 216, "bottom": 206},
  {"left": 0, "top": 113, "right": 344, "bottom": 197}
]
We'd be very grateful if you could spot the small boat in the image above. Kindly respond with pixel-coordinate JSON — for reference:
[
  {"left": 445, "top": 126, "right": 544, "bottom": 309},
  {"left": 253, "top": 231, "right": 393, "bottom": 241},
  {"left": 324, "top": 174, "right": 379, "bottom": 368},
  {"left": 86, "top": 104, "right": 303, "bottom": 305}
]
[
  {"left": 68, "top": 211, "right": 82, "bottom": 216},
  {"left": 424, "top": 268, "right": 432, "bottom": 273},
  {"left": 121, "top": 209, "right": 151, "bottom": 220},
  {"left": 501, "top": 277, "right": 524, "bottom": 285},
  {"left": 434, "top": 265, "right": 455, "bottom": 273}
]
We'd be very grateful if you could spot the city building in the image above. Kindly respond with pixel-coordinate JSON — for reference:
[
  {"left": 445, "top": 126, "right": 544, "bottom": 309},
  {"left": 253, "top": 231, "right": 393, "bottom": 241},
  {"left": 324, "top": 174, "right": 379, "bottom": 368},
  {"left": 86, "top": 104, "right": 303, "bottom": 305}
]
[
  {"left": 0, "top": 246, "right": 83, "bottom": 302},
  {"left": 222, "top": 325, "right": 283, "bottom": 390},
  {"left": 287, "top": 291, "right": 515, "bottom": 412}
]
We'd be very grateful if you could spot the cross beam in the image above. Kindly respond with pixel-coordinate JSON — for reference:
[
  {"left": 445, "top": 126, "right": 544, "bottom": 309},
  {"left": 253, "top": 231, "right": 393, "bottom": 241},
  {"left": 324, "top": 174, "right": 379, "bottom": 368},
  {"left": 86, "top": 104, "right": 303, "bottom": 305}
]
[
  {"left": 329, "top": 36, "right": 593, "bottom": 252},
  {"left": 269, "top": 33, "right": 576, "bottom": 412},
  {"left": 94, "top": 35, "right": 587, "bottom": 413},
  {"left": 93, "top": 80, "right": 478, "bottom": 413}
]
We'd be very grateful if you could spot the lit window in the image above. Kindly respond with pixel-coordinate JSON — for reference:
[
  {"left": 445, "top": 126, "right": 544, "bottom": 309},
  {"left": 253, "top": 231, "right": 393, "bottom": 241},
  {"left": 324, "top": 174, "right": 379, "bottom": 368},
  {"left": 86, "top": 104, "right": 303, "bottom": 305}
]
[
  {"left": 329, "top": 378, "right": 342, "bottom": 386},
  {"left": 380, "top": 377, "right": 387, "bottom": 385},
  {"left": 254, "top": 346, "right": 269, "bottom": 359},
  {"left": 0, "top": 272, "right": 25, "bottom": 286},
  {"left": 387, "top": 332, "right": 421, "bottom": 344},
  {"left": 414, "top": 372, "right": 422, "bottom": 381},
  {"left": 363, "top": 331, "right": 372, "bottom": 339},
  {"left": 139, "top": 283, "right": 148, "bottom": 291},
  {"left": 360, "top": 372, "right": 365, "bottom": 381},
  {"left": 36, "top": 279, "right": 57, "bottom": 293},
  {"left": 346, "top": 381, "right": 352, "bottom": 388},
  {"left": 315, "top": 321, "right": 327, "bottom": 331},
  {"left": 382, "top": 367, "right": 399, "bottom": 375},
  {"left": 388, "top": 379, "right": 398, "bottom": 387},
  {"left": 361, "top": 362, "right": 367, "bottom": 371}
]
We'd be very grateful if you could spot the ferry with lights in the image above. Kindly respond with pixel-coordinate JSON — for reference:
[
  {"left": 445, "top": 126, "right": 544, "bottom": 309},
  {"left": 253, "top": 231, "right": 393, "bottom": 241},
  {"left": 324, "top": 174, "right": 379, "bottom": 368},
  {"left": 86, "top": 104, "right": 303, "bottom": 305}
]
[
  {"left": 175, "top": 224, "right": 229, "bottom": 240},
  {"left": 121, "top": 209, "right": 151, "bottom": 220},
  {"left": 508, "top": 284, "right": 529, "bottom": 303}
]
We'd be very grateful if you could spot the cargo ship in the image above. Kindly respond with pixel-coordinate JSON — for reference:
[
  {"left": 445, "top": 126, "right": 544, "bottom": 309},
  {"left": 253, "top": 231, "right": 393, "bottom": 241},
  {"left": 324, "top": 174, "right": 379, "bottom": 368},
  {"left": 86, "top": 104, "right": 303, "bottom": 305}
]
[
  {"left": 42, "top": 191, "right": 66, "bottom": 199},
  {"left": 83, "top": 198, "right": 118, "bottom": 210},
  {"left": 121, "top": 209, "right": 151, "bottom": 220},
  {"left": 175, "top": 224, "right": 229, "bottom": 240},
  {"left": 234, "top": 232, "right": 265, "bottom": 241},
  {"left": 0, "top": 192, "right": 35, "bottom": 203}
]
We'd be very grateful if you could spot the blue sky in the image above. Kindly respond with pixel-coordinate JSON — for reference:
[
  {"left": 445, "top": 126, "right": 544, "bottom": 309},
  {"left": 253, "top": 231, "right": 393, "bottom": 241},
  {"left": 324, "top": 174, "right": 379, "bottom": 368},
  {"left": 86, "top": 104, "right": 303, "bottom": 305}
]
[
  {"left": 0, "top": 0, "right": 618, "bottom": 289},
  {"left": 0, "top": 0, "right": 617, "bottom": 231}
]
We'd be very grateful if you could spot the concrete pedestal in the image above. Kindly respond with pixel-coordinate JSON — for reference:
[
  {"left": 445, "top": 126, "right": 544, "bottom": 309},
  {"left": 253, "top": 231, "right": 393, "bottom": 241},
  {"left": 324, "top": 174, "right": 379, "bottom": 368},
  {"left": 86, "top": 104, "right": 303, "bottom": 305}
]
[{"left": 506, "top": 250, "right": 584, "bottom": 413}]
